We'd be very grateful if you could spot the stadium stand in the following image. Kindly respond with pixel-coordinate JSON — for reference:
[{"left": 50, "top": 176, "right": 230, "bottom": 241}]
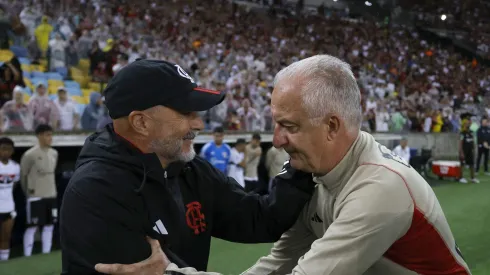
[{"left": 0, "top": 0, "right": 487, "bottom": 134}]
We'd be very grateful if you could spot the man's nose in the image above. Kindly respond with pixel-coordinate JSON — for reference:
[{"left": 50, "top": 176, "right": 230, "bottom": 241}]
[{"left": 272, "top": 124, "right": 287, "bottom": 148}]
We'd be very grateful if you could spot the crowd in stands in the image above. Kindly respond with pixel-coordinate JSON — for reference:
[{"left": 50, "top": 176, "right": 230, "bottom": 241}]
[
  {"left": 0, "top": 0, "right": 488, "bottom": 134},
  {"left": 400, "top": 0, "right": 490, "bottom": 58}
]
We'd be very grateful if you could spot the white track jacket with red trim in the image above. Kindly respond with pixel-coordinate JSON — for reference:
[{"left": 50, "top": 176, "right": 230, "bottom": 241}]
[{"left": 241, "top": 131, "right": 471, "bottom": 275}]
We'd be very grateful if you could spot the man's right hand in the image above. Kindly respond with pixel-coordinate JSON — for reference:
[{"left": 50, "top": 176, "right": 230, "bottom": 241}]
[{"left": 95, "top": 237, "right": 170, "bottom": 275}]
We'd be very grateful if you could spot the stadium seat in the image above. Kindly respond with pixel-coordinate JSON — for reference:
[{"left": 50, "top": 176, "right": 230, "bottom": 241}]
[
  {"left": 46, "top": 72, "right": 63, "bottom": 80},
  {"left": 72, "top": 74, "right": 88, "bottom": 88},
  {"left": 56, "top": 67, "right": 68, "bottom": 78},
  {"left": 72, "top": 95, "right": 88, "bottom": 105},
  {"left": 9, "top": 46, "right": 28, "bottom": 58},
  {"left": 88, "top": 82, "right": 103, "bottom": 92},
  {"left": 19, "top": 57, "right": 31, "bottom": 65},
  {"left": 0, "top": 50, "right": 13, "bottom": 62},
  {"left": 48, "top": 79, "right": 64, "bottom": 88},
  {"left": 24, "top": 86, "right": 32, "bottom": 95},
  {"left": 48, "top": 86, "right": 58, "bottom": 95},
  {"left": 23, "top": 71, "right": 31, "bottom": 78},
  {"left": 24, "top": 77, "right": 32, "bottom": 89},
  {"left": 81, "top": 89, "right": 94, "bottom": 98},
  {"left": 78, "top": 59, "right": 90, "bottom": 73},
  {"left": 66, "top": 87, "right": 82, "bottom": 96},
  {"left": 39, "top": 59, "right": 48, "bottom": 68},
  {"left": 64, "top": 80, "right": 81, "bottom": 89},
  {"left": 69, "top": 67, "right": 83, "bottom": 76},
  {"left": 21, "top": 64, "right": 31, "bottom": 72},
  {"left": 31, "top": 71, "right": 47, "bottom": 79},
  {"left": 30, "top": 78, "right": 48, "bottom": 88},
  {"left": 30, "top": 64, "right": 46, "bottom": 72}
]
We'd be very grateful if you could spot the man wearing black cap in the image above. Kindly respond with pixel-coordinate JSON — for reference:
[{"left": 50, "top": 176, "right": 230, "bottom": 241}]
[{"left": 60, "top": 59, "right": 314, "bottom": 274}]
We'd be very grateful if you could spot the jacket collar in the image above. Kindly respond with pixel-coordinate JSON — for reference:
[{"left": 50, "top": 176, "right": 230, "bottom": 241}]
[{"left": 313, "top": 131, "right": 366, "bottom": 191}]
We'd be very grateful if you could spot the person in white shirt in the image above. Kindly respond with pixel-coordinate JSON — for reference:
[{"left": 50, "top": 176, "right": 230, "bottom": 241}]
[
  {"left": 0, "top": 137, "right": 20, "bottom": 261},
  {"left": 393, "top": 137, "right": 411, "bottom": 164},
  {"left": 54, "top": 87, "right": 79, "bottom": 131},
  {"left": 227, "top": 139, "right": 247, "bottom": 188},
  {"left": 112, "top": 53, "right": 129, "bottom": 75}
]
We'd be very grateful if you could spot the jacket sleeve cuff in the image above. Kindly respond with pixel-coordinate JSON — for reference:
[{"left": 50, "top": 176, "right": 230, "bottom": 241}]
[{"left": 165, "top": 263, "right": 223, "bottom": 275}]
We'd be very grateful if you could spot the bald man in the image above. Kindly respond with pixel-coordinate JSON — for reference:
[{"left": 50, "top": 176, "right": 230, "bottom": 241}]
[
  {"left": 96, "top": 56, "right": 471, "bottom": 275},
  {"left": 60, "top": 59, "right": 315, "bottom": 274}
]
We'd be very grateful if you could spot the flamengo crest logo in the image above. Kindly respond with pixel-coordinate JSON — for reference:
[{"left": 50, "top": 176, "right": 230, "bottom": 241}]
[
  {"left": 175, "top": 64, "right": 195, "bottom": 83},
  {"left": 186, "top": 201, "right": 206, "bottom": 235}
]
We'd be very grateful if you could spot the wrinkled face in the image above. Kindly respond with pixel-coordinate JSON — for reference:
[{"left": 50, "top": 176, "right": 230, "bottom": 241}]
[
  {"left": 271, "top": 79, "right": 331, "bottom": 173},
  {"left": 141, "top": 106, "right": 204, "bottom": 163}
]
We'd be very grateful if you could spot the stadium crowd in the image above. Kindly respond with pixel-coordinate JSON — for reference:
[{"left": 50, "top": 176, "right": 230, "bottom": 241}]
[
  {"left": 400, "top": 0, "right": 490, "bottom": 58},
  {"left": 0, "top": 0, "right": 488, "bottom": 135}
]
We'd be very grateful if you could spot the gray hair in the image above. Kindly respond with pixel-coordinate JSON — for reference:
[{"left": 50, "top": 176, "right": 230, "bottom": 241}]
[{"left": 274, "top": 55, "right": 362, "bottom": 133}]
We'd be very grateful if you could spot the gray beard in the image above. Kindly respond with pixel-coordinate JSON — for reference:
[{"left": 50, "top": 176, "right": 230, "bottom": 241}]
[{"left": 149, "top": 137, "right": 196, "bottom": 163}]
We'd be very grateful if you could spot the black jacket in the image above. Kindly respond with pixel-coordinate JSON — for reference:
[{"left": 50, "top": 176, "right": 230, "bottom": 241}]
[
  {"left": 60, "top": 125, "right": 315, "bottom": 274},
  {"left": 477, "top": 126, "right": 490, "bottom": 147}
]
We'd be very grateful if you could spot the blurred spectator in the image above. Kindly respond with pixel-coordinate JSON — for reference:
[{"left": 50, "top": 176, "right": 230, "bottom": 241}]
[
  {"left": 244, "top": 133, "right": 262, "bottom": 193},
  {"left": 0, "top": 86, "right": 33, "bottom": 132},
  {"left": 0, "top": 57, "right": 24, "bottom": 107},
  {"left": 34, "top": 16, "right": 53, "bottom": 56},
  {"left": 237, "top": 99, "right": 260, "bottom": 131},
  {"left": 0, "top": 6, "right": 11, "bottom": 49},
  {"left": 112, "top": 53, "right": 129, "bottom": 75},
  {"left": 393, "top": 137, "right": 411, "bottom": 164},
  {"left": 54, "top": 87, "right": 78, "bottom": 131},
  {"left": 81, "top": 92, "right": 103, "bottom": 130},
  {"left": 28, "top": 83, "right": 60, "bottom": 129},
  {"left": 200, "top": 127, "right": 231, "bottom": 173},
  {"left": 27, "top": 36, "right": 42, "bottom": 63},
  {"left": 265, "top": 146, "right": 289, "bottom": 190},
  {"left": 66, "top": 35, "right": 79, "bottom": 67},
  {"left": 88, "top": 41, "right": 103, "bottom": 75},
  {"left": 48, "top": 33, "right": 67, "bottom": 71},
  {"left": 227, "top": 138, "right": 247, "bottom": 188},
  {"left": 96, "top": 105, "right": 112, "bottom": 130},
  {"left": 19, "top": 4, "right": 40, "bottom": 37}
]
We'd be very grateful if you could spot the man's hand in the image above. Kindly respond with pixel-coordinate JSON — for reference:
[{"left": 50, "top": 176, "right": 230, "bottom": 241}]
[{"left": 95, "top": 237, "right": 170, "bottom": 275}]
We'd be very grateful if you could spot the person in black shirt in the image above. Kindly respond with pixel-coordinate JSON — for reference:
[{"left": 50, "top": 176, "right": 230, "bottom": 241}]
[
  {"left": 60, "top": 59, "right": 315, "bottom": 274},
  {"left": 476, "top": 118, "right": 490, "bottom": 174},
  {"left": 459, "top": 119, "right": 479, "bottom": 183}
]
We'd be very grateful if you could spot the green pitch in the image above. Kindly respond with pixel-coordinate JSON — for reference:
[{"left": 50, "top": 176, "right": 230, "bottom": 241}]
[{"left": 1, "top": 176, "right": 489, "bottom": 275}]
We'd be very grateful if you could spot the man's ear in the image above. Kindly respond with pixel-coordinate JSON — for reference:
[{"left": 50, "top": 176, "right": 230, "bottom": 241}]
[
  {"left": 324, "top": 115, "right": 340, "bottom": 141},
  {"left": 128, "top": 111, "right": 151, "bottom": 136}
]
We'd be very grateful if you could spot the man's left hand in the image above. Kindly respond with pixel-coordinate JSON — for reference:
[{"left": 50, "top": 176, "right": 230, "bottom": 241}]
[{"left": 95, "top": 237, "right": 170, "bottom": 275}]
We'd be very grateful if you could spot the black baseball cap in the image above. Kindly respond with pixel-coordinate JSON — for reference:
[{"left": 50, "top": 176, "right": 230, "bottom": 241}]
[{"left": 104, "top": 59, "right": 225, "bottom": 119}]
